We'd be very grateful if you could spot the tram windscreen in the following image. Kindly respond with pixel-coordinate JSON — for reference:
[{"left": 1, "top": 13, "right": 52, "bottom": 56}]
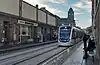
[{"left": 59, "top": 26, "right": 71, "bottom": 42}]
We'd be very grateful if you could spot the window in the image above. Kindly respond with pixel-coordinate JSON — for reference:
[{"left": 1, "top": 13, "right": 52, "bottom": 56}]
[
  {"left": 96, "top": 0, "right": 99, "bottom": 8},
  {"left": 21, "top": 26, "right": 28, "bottom": 35},
  {"left": 59, "top": 26, "right": 71, "bottom": 41},
  {"left": 21, "top": 25, "right": 31, "bottom": 36},
  {"left": 28, "top": 26, "right": 31, "bottom": 36},
  {"left": 72, "top": 29, "right": 76, "bottom": 39}
]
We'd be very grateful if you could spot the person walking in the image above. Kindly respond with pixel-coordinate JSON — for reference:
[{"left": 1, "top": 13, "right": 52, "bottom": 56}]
[
  {"left": 87, "top": 36, "right": 96, "bottom": 51},
  {"left": 83, "top": 33, "right": 90, "bottom": 59},
  {"left": 83, "top": 34, "right": 89, "bottom": 48}
]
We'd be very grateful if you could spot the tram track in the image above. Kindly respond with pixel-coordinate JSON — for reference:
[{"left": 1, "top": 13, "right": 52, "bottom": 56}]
[
  {"left": 14, "top": 47, "right": 67, "bottom": 65},
  {"left": 0, "top": 41, "right": 57, "bottom": 55},
  {"left": 0, "top": 43, "right": 58, "bottom": 65},
  {"left": 38, "top": 41, "right": 83, "bottom": 65},
  {"left": 15, "top": 42, "right": 82, "bottom": 65},
  {"left": 0, "top": 42, "right": 57, "bottom": 57},
  {"left": 37, "top": 47, "right": 68, "bottom": 65},
  {"left": 13, "top": 47, "right": 60, "bottom": 65},
  {"left": 0, "top": 41, "right": 82, "bottom": 65}
]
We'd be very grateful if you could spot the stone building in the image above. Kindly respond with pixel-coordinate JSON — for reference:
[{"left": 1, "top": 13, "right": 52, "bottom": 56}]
[
  {"left": 57, "top": 8, "right": 76, "bottom": 27},
  {"left": 0, "top": 0, "right": 57, "bottom": 46},
  {"left": 91, "top": 0, "right": 100, "bottom": 64}
]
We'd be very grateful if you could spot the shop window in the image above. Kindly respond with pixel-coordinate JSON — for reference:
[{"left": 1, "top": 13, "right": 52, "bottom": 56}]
[
  {"left": 21, "top": 25, "right": 29, "bottom": 35},
  {"left": 28, "top": 26, "right": 31, "bottom": 36}
]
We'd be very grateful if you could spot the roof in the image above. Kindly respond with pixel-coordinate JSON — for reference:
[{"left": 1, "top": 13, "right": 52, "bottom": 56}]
[{"left": 69, "top": 8, "right": 74, "bottom": 12}]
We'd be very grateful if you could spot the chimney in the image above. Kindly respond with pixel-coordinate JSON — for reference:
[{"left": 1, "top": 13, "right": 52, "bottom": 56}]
[{"left": 36, "top": 4, "right": 38, "bottom": 8}]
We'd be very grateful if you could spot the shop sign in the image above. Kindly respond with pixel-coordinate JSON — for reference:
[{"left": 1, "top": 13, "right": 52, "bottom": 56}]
[
  {"left": 18, "top": 20, "right": 25, "bottom": 24},
  {"left": 32, "top": 23, "right": 38, "bottom": 26},
  {"left": 18, "top": 20, "right": 38, "bottom": 26}
]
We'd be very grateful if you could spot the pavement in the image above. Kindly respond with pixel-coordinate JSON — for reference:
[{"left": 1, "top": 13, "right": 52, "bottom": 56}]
[
  {"left": 62, "top": 43, "right": 95, "bottom": 65},
  {"left": 0, "top": 40, "right": 57, "bottom": 53}
]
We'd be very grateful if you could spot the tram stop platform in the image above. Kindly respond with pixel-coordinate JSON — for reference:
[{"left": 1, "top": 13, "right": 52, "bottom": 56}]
[{"left": 62, "top": 43, "right": 96, "bottom": 65}]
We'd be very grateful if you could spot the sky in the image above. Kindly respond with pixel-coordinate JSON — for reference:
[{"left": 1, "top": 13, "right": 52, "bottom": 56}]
[{"left": 24, "top": 0, "right": 92, "bottom": 28}]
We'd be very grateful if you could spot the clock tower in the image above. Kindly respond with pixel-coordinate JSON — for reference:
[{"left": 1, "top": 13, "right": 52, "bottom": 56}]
[{"left": 68, "top": 8, "right": 74, "bottom": 21}]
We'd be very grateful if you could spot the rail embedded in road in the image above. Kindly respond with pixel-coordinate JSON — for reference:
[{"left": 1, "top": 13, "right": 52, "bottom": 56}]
[
  {"left": 0, "top": 41, "right": 82, "bottom": 65},
  {"left": 15, "top": 47, "right": 66, "bottom": 65},
  {"left": 0, "top": 43, "right": 58, "bottom": 65},
  {"left": 38, "top": 41, "right": 82, "bottom": 65}
]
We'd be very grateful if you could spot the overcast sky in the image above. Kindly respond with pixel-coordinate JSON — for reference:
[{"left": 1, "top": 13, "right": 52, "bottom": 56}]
[{"left": 24, "top": 0, "right": 92, "bottom": 28}]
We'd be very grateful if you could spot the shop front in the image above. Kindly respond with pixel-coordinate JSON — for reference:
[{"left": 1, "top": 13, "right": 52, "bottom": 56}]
[{"left": 18, "top": 20, "right": 38, "bottom": 44}]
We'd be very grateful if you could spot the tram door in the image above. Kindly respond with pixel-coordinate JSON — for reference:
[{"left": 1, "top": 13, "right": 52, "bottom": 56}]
[{"left": 4, "top": 21, "right": 10, "bottom": 43}]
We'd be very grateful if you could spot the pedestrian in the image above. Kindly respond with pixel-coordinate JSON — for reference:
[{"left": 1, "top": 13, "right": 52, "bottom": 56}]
[
  {"left": 87, "top": 36, "right": 96, "bottom": 51},
  {"left": 83, "top": 33, "right": 90, "bottom": 59},
  {"left": 83, "top": 33, "right": 89, "bottom": 49}
]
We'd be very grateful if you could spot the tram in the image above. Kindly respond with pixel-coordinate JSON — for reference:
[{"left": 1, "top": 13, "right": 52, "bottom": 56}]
[{"left": 58, "top": 25, "right": 84, "bottom": 46}]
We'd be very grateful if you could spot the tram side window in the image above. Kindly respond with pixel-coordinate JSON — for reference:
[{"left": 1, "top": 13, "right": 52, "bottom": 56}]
[
  {"left": 78, "top": 31, "right": 80, "bottom": 38},
  {"left": 74, "top": 30, "right": 78, "bottom": 38},
  {"left": 77, "top": 30, "right": 80, "bottom": 38},
  {"left": 80, "top": 32, "right": 82, "bottom": 38},
  {"left": 76, "top": 31, "right": 78, "bottom": 38},
  {"left": 77, "top": 31, "right": 80, "bottom": 38},
  {"left": 72, "top": 29, "right": 76, "bottom": 39},
  {"left": 79, "top": 32, "right": 81, "bottom": 38}
]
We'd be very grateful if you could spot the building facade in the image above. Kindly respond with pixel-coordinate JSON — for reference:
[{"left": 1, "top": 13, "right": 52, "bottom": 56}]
[
  {"left": 92, "top": 0, "right": 100, "bottom": 64},
  {"left": 0, "top": 0, "right": 57, "bottom": 46},
  {"left": 57, "top": 8, "right": 76, "bottom": 27}
]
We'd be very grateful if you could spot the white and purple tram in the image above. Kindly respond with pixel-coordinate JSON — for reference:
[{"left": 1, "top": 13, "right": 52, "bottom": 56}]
[{"left": 58, "top": 25, "right": 84, "bottom": 46}]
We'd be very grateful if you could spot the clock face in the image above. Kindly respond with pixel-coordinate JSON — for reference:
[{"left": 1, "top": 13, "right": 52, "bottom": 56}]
[
  {"left": 69, "top": 13, "right": 71, "bottom": 15},
  {"left": 69, "top": 13, "right": 74, "bottom": 15}
]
